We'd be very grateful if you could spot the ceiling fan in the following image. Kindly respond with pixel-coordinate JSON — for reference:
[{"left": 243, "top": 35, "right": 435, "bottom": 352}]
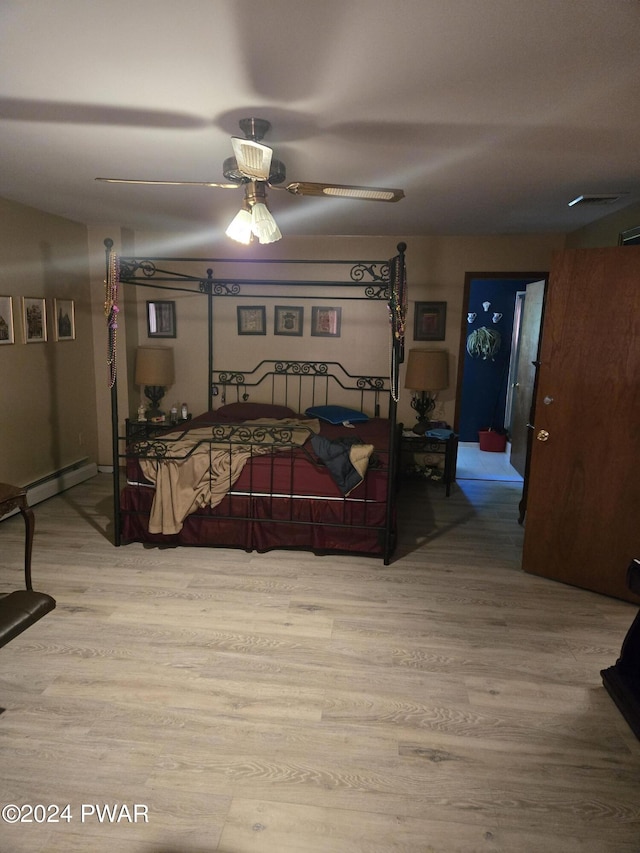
[{"left": 95, "top": 117, "right": 405, "bottom": 244}]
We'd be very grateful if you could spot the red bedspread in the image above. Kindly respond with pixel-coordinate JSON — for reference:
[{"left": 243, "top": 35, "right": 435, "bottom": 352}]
[{"left": 120, "top": 411, "right": 394, "bottom": 556}]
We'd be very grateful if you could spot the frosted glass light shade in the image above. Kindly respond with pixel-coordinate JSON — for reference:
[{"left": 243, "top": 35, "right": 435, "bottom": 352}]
[
  {"left": 225, "top": 208, "right": 253, "bottom": 244},
  {"left": 251, "top": 202, "right": 282, "bottom": 244}
]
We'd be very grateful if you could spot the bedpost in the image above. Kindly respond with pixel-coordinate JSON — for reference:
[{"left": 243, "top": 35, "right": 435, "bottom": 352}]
[
  {"left": 204, "top": 269, "right": 215, "bottom": 411},
  {"left": 104, "top": 237, "right": 121, "bottom": 546},
  {"left": 383, "top": 241, "right": 407, "bottom": 564}
]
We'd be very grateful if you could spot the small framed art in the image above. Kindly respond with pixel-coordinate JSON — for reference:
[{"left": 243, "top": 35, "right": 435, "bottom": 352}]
[
  {"left": 147, "top": 300, "right": 176, "bottom": 338},
  {"left": 54, "top": 299, "right": 75, "bottom": 341},
  {"left": 237, "top": 305, "right": 266, "bottom": 335},
  {"left": 22, "top": 297, "right": 47, "bottom": 343},
  {"left": 311, "top": 306, "right": 341, "bottom": 338},
  {"left": 0, "top": 296, "right": 15, "bottom": 345},
  {"left": 414, "top": 301, "right": 447, "bottom": 341},
  {"left": 274, "top": 305, "right": 303, "bottom": 336}
]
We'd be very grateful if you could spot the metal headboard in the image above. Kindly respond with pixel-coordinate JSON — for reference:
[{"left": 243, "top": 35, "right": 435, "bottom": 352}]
[{"left": 212, "top": 359, "right": 390, "bottom": 418}]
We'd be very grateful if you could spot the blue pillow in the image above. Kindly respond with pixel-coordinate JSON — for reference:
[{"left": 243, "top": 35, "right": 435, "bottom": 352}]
[{"left": 305, "top": 405, "right": 369, "bottom": 425}]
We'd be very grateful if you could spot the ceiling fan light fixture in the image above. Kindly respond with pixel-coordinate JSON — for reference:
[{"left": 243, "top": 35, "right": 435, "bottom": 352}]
[
  {"left": 251, "top": 202, "right": 282, "bottom": 244},
  {"left": 98, "top": 118, "right": 405, "bottom": 245},
  {"left": 225, "top": 206, "right": 253, "bottom": 245}
]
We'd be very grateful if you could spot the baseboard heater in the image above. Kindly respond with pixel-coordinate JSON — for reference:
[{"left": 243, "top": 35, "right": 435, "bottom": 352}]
[{"left": 1, "top": 459, "right": 98, "bottom": 520}]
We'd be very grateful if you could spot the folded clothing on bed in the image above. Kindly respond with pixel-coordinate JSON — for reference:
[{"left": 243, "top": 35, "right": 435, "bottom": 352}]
[{"left": 311, "top": 434, "right": 374, "bottom": 496}]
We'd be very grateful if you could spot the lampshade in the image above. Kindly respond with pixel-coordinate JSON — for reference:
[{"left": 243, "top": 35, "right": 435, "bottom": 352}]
[
  {"left": 226, "top": 180, "right": 283, "bottom": 246},
  {"left": 404, "top": 349, "right": 448, "bottom": 391},
  {"left": 135, "top": 346, "right": 175, "bottom": 387},
  {"left": 225, "top": 206, "right": 252, "bottom": 244},
  {"left": 251, "top": 202, "right": 282, "bottom": 243}
]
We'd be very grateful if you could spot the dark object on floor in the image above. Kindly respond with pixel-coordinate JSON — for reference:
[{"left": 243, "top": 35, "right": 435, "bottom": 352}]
[
  {"left": 0, "top": 483, "right": 56, "bottom": 649},
  {"left": 601, "top": 559, "right": 640, "bottom": 739}
]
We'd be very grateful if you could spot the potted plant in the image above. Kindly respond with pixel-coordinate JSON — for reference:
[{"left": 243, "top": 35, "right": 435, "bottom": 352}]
[{"left": 466, "top": 326, "right": 501, "bottom": 360}]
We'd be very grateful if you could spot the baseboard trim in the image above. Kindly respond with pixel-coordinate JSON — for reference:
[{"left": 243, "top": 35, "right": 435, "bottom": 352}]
[{"left": 0, "top": 460, "right": 98, "bottom": 520}]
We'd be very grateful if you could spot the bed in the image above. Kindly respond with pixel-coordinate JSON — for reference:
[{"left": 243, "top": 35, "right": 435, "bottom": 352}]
[{"left": 106, "top": 243, "right": 407, "bottom": 564}]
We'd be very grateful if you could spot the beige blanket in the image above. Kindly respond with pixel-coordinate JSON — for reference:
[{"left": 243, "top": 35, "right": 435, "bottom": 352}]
[
  {"left": 138, "top": 419, "right": 320, "bottom": 535},
  {"left": 345, "top": 443, "right": 375, "bottom": 496}
]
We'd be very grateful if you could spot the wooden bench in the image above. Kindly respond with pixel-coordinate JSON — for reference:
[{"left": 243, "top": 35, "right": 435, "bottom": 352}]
[{"left": 0, "top": 483, "right": 56, "bottom": 649}]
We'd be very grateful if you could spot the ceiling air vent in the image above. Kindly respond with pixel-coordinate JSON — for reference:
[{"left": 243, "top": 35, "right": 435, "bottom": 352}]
[{"left": 568, "top": 193, "right": 626, "bottom": 207}]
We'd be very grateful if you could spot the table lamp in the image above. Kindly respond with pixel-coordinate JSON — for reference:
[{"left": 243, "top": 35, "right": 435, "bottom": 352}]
[
  {"left": 135, "top": 346, "right": 175, "bottom": 419},
  {"left": 404, "top": 348, "right": 448, "bottom": 434}
]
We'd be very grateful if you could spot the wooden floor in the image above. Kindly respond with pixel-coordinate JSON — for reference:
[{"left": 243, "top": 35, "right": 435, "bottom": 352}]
[{"left": 1, "top": 473, "right": 638, "bottom": 853}]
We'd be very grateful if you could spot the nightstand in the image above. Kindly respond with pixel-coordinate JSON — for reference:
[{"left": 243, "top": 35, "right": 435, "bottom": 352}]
[
  {"left": 400, "top": 427, "right": 458, "bottom": 496},
  {"left": 125, "top": 416, "right": 190, "bottom": 442}
]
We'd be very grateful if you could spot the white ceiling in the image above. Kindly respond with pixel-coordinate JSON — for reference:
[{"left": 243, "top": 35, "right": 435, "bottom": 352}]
[{"left": 2, "top": 0, "right": 640, "bottom": 241}]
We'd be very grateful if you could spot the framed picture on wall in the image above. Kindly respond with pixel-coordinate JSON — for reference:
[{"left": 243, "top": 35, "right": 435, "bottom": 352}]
[
  {"left": 22, "top": 297, "right": 47, "bottom": 343},
  {"left": 54, "top": 298, "right": 75, "bottom": 341},
  {"left": 311, "top": 306, "right": 341, "bottom": 337},
  {"left": 414, "top": 301, "right": 447, "bottom": 341},
  {"left": 147, "top": 300, "right": 176, "bottom": 338},
  {"left": 274, "top": 305, "right": 303, "bottom": 336},
  {"left": 237, "top": 305, "right": 266, "bottom": 335},
  {"left": 0, "top": 296, "right": 15, "bottom": 345}
]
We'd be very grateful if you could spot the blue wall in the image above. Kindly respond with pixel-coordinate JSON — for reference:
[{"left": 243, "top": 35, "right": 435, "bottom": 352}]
[{"left": 458, "top": 278, "right": 534, "bottom": 442}]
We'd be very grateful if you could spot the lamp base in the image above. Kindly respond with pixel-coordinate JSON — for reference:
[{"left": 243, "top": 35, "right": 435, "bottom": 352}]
[
  {"left": 144, "top": 385, "right": 166, "bottom": 420},
  {"left": 410, "top": 391, "right": 436, "bottom": 435}
]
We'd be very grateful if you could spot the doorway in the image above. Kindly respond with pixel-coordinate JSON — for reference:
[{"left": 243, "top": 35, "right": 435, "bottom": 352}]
[{"left": 454, "top": 271, "right": 547, "bottom": 481}]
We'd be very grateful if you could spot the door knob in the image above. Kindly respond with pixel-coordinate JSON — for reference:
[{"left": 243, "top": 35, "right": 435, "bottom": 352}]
[{"left": 536, "top": 429, "right": 550, "bottom": 442}]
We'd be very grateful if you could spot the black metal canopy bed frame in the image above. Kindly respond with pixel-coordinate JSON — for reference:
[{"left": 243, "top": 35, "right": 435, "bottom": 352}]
[{"left": 104, "top": 240, "right": 407, "bottom": 565}]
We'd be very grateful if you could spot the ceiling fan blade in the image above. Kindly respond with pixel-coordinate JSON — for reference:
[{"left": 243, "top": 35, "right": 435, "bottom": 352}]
[
  {"left": 95, "top": 177, "right": 239, "bottom": 189},
  {"left": 231, "top": 138, "right": 273, "bottom": 181},
  {"left": 282, "top": 181, "right": 405, "bottom": 202}
]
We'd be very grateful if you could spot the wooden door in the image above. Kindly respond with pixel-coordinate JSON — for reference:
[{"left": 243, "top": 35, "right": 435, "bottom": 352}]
[
  {"left": 509, "top": 280, "right": 545, "bottom": 477},
  {"left": 522, "top": 247, "right": 640, "bottom": 603}
]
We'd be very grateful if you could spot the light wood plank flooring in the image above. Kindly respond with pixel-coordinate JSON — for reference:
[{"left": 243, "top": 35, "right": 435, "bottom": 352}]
[{"left": 1, "top": 473, "right": 638, "bottom": 853}]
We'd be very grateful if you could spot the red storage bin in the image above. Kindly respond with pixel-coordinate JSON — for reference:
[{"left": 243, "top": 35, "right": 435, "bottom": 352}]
[{"left": 478, "top": 430, "right": 507, "bottom": 452}]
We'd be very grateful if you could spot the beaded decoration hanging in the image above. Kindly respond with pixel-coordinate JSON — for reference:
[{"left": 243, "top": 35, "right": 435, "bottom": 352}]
[
  {"left": 104, "top": 249, "right": 120, "bottom": 388},
  {"left": 387, "top": 250, "right": 407, "bottom": 401}
]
